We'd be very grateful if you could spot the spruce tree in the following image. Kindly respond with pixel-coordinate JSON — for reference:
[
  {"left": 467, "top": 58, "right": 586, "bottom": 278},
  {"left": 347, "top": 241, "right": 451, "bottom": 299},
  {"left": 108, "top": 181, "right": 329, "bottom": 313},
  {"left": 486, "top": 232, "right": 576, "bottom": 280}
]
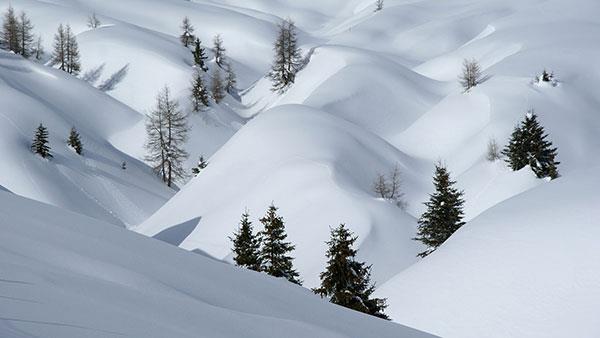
[
  {"left": 313, "top": 224, "right": 389, "bottom": 319},
  {"left": 1, "top": 6, "right": 20, "bottom": 53},
  {"left": 67, "top": 127, "right": 83, "bottom": 155},
  {"left": 180, "top": 17, "right": 195, "bottom": 47},
  {"left": 191, "top": 156, "right": 208, "bottom": 176},
  {"left": 31, "top": 123, "right": 52, "bottom": 159},
  {"left": 504, "top": 111, "right": 559, "bottom": 179},
  {"left": 269, "top": 18, "right": 303, "bottom": 93},
  {"left": 18, "top": 11, "right": 35, "bottom": 58},
  {"left": 259, "top": 204, "right": 301, "bottom": 285},
  {"left": 192, "top": 38, "right": 208, "bottom": 71},
  {"left": 414, "top": 163, "right": 465, "bottom": 257},
  {"left": 212, "top": 34, "right": 226, "bottom": 68},
  {"left": 190, "top": 69, "right": 210, "bottom": 111},
  {"left": 230, "top": 211, "right": 262, "bottom": 271},
  {"left": 210, "top": 67, "right": 226, "bottom": 104}
]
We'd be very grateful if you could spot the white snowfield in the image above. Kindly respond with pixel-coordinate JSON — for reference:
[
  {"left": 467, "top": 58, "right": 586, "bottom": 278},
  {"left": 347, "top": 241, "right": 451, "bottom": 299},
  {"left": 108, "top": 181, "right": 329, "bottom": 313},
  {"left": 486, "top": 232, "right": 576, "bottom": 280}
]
[
  {"left": 0, "top": 0, "right": 599, "bottom": 337},
  {"left": 0, "top": 189, "right": 434, "bottom": 338}
]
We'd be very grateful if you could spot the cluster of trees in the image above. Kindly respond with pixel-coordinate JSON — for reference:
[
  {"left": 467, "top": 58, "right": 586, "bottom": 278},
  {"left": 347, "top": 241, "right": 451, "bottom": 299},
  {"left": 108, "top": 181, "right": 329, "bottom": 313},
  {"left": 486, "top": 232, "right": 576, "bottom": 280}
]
[
  {"left": 51, "top": 24, "right": 81, "bottom": 75},
  {"left": 30, "top": 124, "right": 84, "bottom": 159},
  {"left": 1, "top": 6, "right": 43, "bottom": 60},
  {"left": 231, "top": 206, "right": 389, "bottom": 318}
]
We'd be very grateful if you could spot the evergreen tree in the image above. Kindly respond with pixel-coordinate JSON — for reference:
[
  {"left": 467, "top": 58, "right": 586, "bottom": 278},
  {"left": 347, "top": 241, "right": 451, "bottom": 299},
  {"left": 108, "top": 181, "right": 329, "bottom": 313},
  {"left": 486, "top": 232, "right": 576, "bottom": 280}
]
[
  {"left": 180, "top": 16, "right": 195, "bottom": 47},
  {"left": 210, "top": 67, "right": 226, "bottom": 104},
  {"left": 503, "top": 111, "right": 560, "bottom": 179},
  {"left": 67, "top": 126, "right": 83, "bottom": 155},
  {"left": 31, "top": 123, "right": 52, "bottom": 159},
  {"left": 313, "top": 224, "right": 389, "bottom": 319},
  {"left": 34, "top": 36, "right": 44, "bottom": 60},
  {"left": 212, "top": 34, "right": 226, "bottom": 68},
  {"left": 191, "top": 156, "right": 208, "bottom": 176},
  {"left": 269, "top": 18, "right": 303, "bottom": 93},
  {"left": 259, "top": 204, "right": 301, "bottom": 285},
  {"left": 192, "top": 38, "right": 208, "bottom": 71},
  {"left": 190, "top": 69, "right": 210, "bottom": 111},
  {"left": 18, "top": 11, "right": 35, "bottom": 58},
  {"left": 145, "top": 86, "right": 189, "bottom": 187},
  {"left": 224, "top": 61, "right": 237, "bottom": 94},
  {"left": 1, "top": 6, "right": 20, "bottom": 53},
  {"left": 230, "top": 211, "right": 262, "bottom": 271},
  {"left": 414, "top": 163, "right": 465, "bottom": 257}
]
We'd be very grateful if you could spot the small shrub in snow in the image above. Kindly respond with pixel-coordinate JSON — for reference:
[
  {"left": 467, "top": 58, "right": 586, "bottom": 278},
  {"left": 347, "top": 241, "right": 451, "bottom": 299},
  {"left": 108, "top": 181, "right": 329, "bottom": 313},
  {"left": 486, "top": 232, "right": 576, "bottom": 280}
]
[
  {"left": 486, "top": 138, "right": 501, "bottom": 161},
  {"left": 191, "top": 156, "right": 208, "bottom": 176},
  {"left": 121, "top": 161, "right": 127, "bottom": 170},
  {"left": 31, "top": 123, "right": 52, "bottom": 159},
  {"left": 534, "top": 69, "right": 558, "bottom": 87},
  {"left": 313, "top": 224, "right": 389, "bottom": 320},
  {"left": 87, "top": 12, "right": 101, "bottom": 29},
  {"left": 459, "top": 58, "right": 482, "bottom": 92},
  {"left": 375, "top": 0, "right": 384, "bottom": 12},
  {"left": 373, "top": 164, "right": 407, "bottom": 209}
]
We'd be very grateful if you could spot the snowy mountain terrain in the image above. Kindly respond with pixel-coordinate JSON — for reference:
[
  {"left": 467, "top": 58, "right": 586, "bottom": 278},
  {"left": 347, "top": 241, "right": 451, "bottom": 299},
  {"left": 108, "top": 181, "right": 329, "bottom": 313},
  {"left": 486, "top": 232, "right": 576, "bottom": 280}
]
[{"left": 1, "top": 0, "right": 599, "bottom": 337}]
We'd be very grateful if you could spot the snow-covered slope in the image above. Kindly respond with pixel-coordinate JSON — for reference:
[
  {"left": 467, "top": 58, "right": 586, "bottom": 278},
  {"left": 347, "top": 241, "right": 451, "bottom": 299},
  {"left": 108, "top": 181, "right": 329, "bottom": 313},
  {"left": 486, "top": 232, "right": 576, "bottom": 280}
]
[
  {"left": 0, "top": 189, "right": 433, "bottom": 338},
  {"left": 0, "top": 51, "right": 172, "bottom": 226}
]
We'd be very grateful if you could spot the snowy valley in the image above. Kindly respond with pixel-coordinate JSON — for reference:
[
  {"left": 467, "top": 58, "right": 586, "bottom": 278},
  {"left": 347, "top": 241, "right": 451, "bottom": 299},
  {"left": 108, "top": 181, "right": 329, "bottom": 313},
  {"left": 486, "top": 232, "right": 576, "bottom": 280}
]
[{"left": 1, "top": 0, "right": 599, "bottom": 337}]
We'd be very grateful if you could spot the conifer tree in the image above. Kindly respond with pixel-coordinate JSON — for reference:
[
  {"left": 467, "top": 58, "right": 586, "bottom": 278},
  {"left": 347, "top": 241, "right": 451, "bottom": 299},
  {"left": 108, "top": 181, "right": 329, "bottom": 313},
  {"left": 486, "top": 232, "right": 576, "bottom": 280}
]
[
  {"left": 313, "top": 224, "right": 389, "bottom": 319},
  {"left": 145, "top": 86, "right": 189, "bottom": 187},
  {"left": 212, "top": 34, "right": 226, "bottom": 68},
  {"left": 180, "top": 17, "right": 195, "bottom": 47},
  {"left": 65, "top": 25, "right": 81, "bottom": 75},
  {"left": 67, "top": 127, "right": 83, "bottom": 155},
  {"left": 503, "top": 111, "right": 559, "bottom": 179},
  {"left": 31, "top": 123, "right": 52, "bottom": 159},
  {"left": 414, "top": 163, "right": 465, "bottom": 257},
  {"left": 210, "top": 67, "right": 226, "bottom": 104},
  {"left": 224, "top": 61, "right": 237, "bottom": 94},
  {"left": 192, "top": 38, "right": 208, "bottom": 71},
  {"left": 230, "top": 211, "right": 262, "bottom": 271},
  {"left": 269, "top": 18, "right": 303, "bottom": 93},
  {"left": 18, "top": 11, "right": 35, "bottom": 58},
  {"left": 1, "top": 6, "right": 20, "bottom": 53},
  {"left": 259, "top": 204, "right": 301, "bottom": 285},
  {"left": 190, "top": 69, "right": 210, "bottom": 111},
  {"left": 52, "top": 24, "right": 67, "bottom": 71},
  {"left": 34, "top": 36, "right": 44, "bottom": 60},
  {"left": 191, "top": 156, "right": 208, "bottom": 176}
]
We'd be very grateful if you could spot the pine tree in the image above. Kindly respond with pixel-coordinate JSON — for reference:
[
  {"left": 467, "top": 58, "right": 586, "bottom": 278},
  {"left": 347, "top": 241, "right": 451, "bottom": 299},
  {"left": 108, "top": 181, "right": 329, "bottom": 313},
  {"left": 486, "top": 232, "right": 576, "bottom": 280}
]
[
  {"left": 313, "top": 224, "right": 389, "bottom": 319},
  {"left": 180, "top": 17, "right": 195, "bottom": 47},
  {"left": 259, "top": 204, "right": 301, "bottom": 285},
  {"left": 87, "top": 12, "right": 101, "bottom": 29},
  {"left": 459, "top": 58, "right": 482, "bottom": 92},
  {"left": 210, "top": 67, "right": 226, "bottom": 104},
  {"left": 67, "top": 127, "right": 83, "bottom": 155},
  {"left": 31, "top": 123, "right": 52, "bottom": 159},
  {"left": 212, "top": 34, "right": 226, "bottom": 68},
  {"left": 269, "top": 18, "right": 303, "bottom": 93},
  {"left": 18, "top": 11, "right": 35, "bottom": 58},
  {"left": 145, "top": 86, "right": 189, "bottom": 187},
  {"left": 1, "top": 6, "right": 20, "bottom": 53},
  {"left": 224, "top": 61, "right": 237, "bottom": 94},
  {"left": 504, "top": 111, "right": 559, "bottom": 179},
  {"left": 414, "top": 163, "right": 465, "bottom": 258},
  {"left": 230, "top": 211, "right": 262, "bottom": 271},
  {"left": 192, "top": 38, "right": 208, "bottom": 71},
  {"left": 191, "top": 156, "right": 208, "bottom": 176},
  {"left": 190, "top": 69, "right": 210, "bottom": 111}
]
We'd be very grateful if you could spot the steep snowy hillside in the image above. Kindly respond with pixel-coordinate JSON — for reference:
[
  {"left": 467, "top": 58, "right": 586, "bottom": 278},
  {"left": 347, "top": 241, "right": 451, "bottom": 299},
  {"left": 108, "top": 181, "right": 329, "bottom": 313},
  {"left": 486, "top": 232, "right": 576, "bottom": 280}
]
[
  {"left": 0, "top": 189, "right": 433, "bottom": 338},
  {"left": 0, "top": 51, "right": 172, "bottom": 226}
]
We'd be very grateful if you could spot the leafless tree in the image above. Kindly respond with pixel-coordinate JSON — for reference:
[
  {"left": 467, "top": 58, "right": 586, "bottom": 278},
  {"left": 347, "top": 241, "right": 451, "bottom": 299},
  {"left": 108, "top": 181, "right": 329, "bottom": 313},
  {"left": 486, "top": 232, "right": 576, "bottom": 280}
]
[{"left": 459, "top": 58, "right": 482, "bottom": 92}]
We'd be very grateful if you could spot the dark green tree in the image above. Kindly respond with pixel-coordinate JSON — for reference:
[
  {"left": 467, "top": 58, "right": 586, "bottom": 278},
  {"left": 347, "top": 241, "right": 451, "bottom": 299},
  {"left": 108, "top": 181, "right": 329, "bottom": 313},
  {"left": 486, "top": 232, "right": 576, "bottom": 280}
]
[
  {"left": 313, "top": 224, "right": 389, "bottom": 319},
  {"left": 190, "top": 69, "right": 210, "bottom": 111},
  {"left": 31, "top": 123, "right": 52, "bottom": 159},
  {"left": 191, "top": 156, "right": 208, "bottom": 176},
  {"left": 414, "top": 163, "right": 465, "bottom": 257},
  {"left": 503, "top": 111, "right": 560, "bottom": 179},
  {"left": 192, "top": 38, "right": 208, "bottom": 71},
  {"left": 259, "top": 204, "right": 301, "bottom": 285},
  {"left": 67, "top": 126, "right": 83, "bottom": 155},
  {"left": 230, "top": 211, "right": 262, "bottom": 271}
]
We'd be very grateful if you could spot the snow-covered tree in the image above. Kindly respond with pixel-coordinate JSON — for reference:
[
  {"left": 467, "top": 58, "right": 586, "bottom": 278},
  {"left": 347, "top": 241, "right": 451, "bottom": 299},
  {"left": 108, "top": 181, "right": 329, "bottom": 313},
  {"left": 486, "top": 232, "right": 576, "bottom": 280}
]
[
  {"left": 1, "top": 6, "right": 20, "bottom": 53},
  {"left": 486, "top": 138, "right": 501, "bottom": 161},
  {"left": 192, "top": 38, "right": 208, "bottom": 71},
  {"left": 459, "top": 58, "right": 482, "bottom": 92},
  {"left": 33, "top": 36, "right": 44, "bottom": 60},
  {"left": 313, "top": 224, "right": 389, "bottom": 319},
  {"left": 52, "top": 24, "right": 81, "bottom": 75},
  {"left": 31, "top": 123, "right": 52, "bottom": 159},
  {"left": 269, "top": 18, "right": 303, "bottom": 93},
  {"left": 230, "top": 211, "right": 262, "bottom": 271},
  {"left": 87, "top": 12, "right": 101, "bottom": 29},
  {"left": 259, "top": 204, "right": 301, "bottom": 285},
  {"left": 18, "top": 11, "right": 35, "bottom": 58},
  {"left": 414, "top": 163, "right": 465, "bottom": 257},
  {"left": 212, "top": 34, "right": 226, "bottom": 67},
  {"left": 224, "top": 61, "right": 237, "bottom": 94},
  {"left": 180, "top": 17, "right": 195, "bottom": 47},
  {"left": 191, "top": 156, "right": 208, "bottom": 176},
  {"left": 190, "top": 69, "right": 210, "bottom": 111},
  {"left": 210, "top": 67, "right": 226, "bottom": 104},
  {"left": 375, "top": 0, "right": 384, "bottom": 11},
  {"left": 67, "top": 127, "right": 83, "bottom": 155},
  {"left": 503, "top": 111, "right": 560, "bottom": 179},
  {"left": 145, "top": 86, "right": 189, "bottom": 187}
]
